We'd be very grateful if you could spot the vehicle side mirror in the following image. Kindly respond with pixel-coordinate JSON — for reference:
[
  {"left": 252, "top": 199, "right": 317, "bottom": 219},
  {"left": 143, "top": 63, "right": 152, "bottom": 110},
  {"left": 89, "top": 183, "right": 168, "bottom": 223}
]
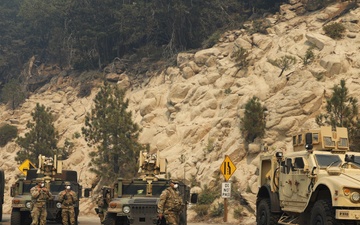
[
  {"left": 84, "top": 188, "right": 92, "bottom": 198},
  {"left": 10, "top": 186, "right": 15, "bottom": 197},
  {"left": 190, "top": 193, "right": 198, "bottom": 204}
]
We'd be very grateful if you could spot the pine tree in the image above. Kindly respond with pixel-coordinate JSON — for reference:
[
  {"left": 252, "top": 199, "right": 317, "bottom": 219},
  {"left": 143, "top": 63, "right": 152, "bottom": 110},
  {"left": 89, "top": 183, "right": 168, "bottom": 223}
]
[
  {"left": 240, "top": 96, "right": 267, "bottom": 143},
  {"left": 0, "top": 79, "right": 26, "bottom": 110},
  {"left": 16, "top": 103, "right": 59, "bottom": 163},
  {"left": 316, "top": 79, "right": 360, "bottom": 150},
  {"left": 82, "top": 82, "right": 143, "bottom": 181}
]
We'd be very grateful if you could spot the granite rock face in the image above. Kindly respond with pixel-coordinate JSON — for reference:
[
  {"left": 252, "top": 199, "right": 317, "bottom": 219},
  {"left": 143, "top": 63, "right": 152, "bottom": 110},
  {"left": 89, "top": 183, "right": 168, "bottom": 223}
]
[{"left": 1, "top": 2, "right": 360, "bottom": 223}]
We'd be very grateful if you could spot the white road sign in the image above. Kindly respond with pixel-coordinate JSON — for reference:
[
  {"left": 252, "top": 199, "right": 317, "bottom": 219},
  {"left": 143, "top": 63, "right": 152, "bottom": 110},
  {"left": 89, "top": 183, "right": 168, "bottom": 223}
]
[{"left": 221, "top": 182, "right": 231, "bottom": 198}]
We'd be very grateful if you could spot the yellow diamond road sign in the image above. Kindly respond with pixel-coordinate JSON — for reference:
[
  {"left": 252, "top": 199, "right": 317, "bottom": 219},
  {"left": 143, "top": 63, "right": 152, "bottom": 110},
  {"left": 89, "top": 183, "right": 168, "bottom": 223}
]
[
  {"left": 18, "top": 159, "right": 36, "bottom": 176},
  {"left": 220, "top": 155, "right": 236, "bottom": 181}
]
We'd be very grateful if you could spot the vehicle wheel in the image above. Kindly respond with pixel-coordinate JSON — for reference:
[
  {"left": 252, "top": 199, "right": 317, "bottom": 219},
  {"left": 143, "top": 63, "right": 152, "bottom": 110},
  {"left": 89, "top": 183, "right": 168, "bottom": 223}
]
[
  {"left": 103, "top": 213, "right": 118, "bottom": 225},
  {"left": 310, "top": 200, "right": 336, "bottom": 225},
  {"left": 256, "top": 198, "right": 280, "bottom": 225},
  {"left": 21, "top": 212, "right": 31, "bottom": 225},
  {"left": 11, "top": 210, "right": 21, "bottom": 225}
]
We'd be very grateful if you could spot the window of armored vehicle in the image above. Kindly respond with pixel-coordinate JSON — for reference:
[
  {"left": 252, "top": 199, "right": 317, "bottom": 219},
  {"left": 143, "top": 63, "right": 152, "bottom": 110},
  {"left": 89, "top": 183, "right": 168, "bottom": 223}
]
[
  {"left": 298, "top": 134, "right": 303, "bottom": 145},
  {"left": 285, "top": 158, "right": 292, "bottom": 174},
  {"left": 23, "top": 183, "right": 37, "bottom": 193},
  {"left": 312, "top": 133, "right": 319, "bottom": 143},
  {"left": 152, "top": 183, "right": 168, "bottom": 195},
  {"left": 293, "top": 157, "right": 305, "bottom": 170},
  {"left": 315, "top": 154, "right": 341, "bottom": 168},
  {"left": 280, "top": 161, "right": 286, "bottom": 173},
  {"left": 293, "top": 136, "right": 297, "bottom": 145},
  {"left": 323, "top": 136, "right": 335, "bottom": 148},
  {"left": 353, "top": 156, "right": 360, "bottom": 164},
  {"left": 338, "top": 137, "right": 348, "bottom": 148},
  {"left": 49, "top": 181, "right": 79, "bottom": 193},
  {"left": 122, "top": 183, "right": 147, "bottom": 195}
]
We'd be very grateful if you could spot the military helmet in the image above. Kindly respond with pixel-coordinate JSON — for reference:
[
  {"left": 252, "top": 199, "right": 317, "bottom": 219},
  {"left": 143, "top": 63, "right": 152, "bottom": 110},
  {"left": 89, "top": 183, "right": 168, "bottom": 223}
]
[
  {"left": 64, "top": 181, "right": 71, "bottom": 186},
  {"left": 170, "top": 179, "right": 180, "bottom": 184}
]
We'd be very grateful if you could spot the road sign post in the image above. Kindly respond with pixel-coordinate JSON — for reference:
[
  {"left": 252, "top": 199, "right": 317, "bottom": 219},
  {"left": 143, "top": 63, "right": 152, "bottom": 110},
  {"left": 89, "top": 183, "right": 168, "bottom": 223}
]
[{"left": 220, "top": 155, "right": 236, "bottom": 222}]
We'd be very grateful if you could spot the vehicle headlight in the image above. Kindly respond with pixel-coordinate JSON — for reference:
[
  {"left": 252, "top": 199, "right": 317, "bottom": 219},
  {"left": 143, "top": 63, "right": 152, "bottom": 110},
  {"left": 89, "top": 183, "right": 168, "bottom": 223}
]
[
  {"left": 56, "top": 202, "right": 62, "bottom": 209},
  {"left": 25, "top": 202, "right": 32, "bottom": 209},
  {"left": 123, "top": 206, "right": 130, "bottom": 214},
  {"left": 351, "top": 192, "right": 360, "bottom": 202}
]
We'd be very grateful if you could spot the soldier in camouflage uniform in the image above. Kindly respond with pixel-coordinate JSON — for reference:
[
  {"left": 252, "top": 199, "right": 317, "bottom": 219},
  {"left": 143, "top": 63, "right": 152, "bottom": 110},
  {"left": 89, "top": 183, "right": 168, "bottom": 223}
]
[
  {"left": 157, "top": 179, "right": 183, "bottom": 225},
  {"left": 96, "top": 187, "right": 111, "bottom": 224},
  {"left": 30, "top": 181, "right": 53, "bottom": 225},
  {"left": 58, "top": 182, "right": 78, "bottom": 225}
]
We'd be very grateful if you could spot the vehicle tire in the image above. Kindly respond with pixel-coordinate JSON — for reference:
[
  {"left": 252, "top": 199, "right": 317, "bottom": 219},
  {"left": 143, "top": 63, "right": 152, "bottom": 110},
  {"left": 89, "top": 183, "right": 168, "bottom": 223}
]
[
  {"left": 21, "top": 212, "right": 31, "bottom": 225},
  {"left": 103, "top": 213, "right": 118, "bottom": 225},
  {"left": 10, "top": 210, "right": 21, "bottom": 225},
  {"left": 256, "top": 198, "right": 280, "bottom": 225},
  {"left": 310, "top": 199, "right": 336, "bottom": 225}
]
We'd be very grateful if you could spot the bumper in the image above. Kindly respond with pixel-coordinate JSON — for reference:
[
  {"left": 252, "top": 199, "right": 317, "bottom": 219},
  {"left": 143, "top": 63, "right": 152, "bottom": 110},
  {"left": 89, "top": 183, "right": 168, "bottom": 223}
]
[{"left": 336, "top": 209, "right": 360, "bottom": 220}]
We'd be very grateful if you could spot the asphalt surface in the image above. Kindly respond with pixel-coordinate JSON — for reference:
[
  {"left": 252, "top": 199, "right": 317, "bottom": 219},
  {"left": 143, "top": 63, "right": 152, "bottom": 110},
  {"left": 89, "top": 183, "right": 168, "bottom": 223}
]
[{"left": 0, "top": 214, "right": 237, "bottom": 225}]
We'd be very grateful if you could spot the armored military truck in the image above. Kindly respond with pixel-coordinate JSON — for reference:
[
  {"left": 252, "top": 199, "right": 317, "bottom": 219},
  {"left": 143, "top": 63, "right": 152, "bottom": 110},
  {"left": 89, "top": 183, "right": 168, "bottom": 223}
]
[
  {"left": 10, "top": 155, "right": 82, "bottom": 225},
  {"left": 0, "top": 169, "right": 4, "bottom": 222},
  {"left": 103, "top": 150, "right": 190, "bottom": 225},
  {"left": 257, "top": 126, "right": 360, "bottom": 225}
]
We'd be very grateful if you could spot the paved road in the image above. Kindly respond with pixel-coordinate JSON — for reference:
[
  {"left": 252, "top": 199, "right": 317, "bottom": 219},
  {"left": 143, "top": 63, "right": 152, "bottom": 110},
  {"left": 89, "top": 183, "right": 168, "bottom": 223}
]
[{"left": 0, "top": 214, "right": 234, "bottom": 225}]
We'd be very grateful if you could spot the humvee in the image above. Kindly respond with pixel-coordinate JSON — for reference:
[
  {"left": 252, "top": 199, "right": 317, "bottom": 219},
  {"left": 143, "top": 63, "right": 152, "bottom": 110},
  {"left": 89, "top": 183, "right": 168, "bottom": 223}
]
[
  {"left": 102, "top": 150, "right": 190, "bottom": 225},
  {"left": 10, "top": 155, "right": 82, "bottom": 225},
  {"left": 257, "top": 126, "right": 360, "bottom": 225}
]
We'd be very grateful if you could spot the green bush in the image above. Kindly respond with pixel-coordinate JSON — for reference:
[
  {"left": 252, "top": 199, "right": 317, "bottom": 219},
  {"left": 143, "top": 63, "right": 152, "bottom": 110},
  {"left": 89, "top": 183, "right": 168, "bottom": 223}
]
[
  {"left": 198, "top": 184, "right": 219, "bottom": 204},
  {"left": 202, "top": 31, "right": 222, "bottom": 48},
  {"left": 240, "top": 96, "right": 267, "bottom": 143},
  {"left": 233, "top": 206, "right": 244, "bottom": 219},
  {"left": 232, "top": 45, "right": 249, "bottom": 69},
  {"left": 303, "top": 48, "right": 315, "bottom": 65},
  {"left": 224, "top": 88, "right": 232, "bottom": 95},
  {"left": 73, "top": 132, "right": 81, "bottom": 139},
  {"left": 250, "top": 19, "right": 269, "bottom": 35},
  {"left": 210, "top": 202, "right": 224, "bottom": 217},
  {"left": 77, "top": 82, "right": 93, "bottom": 98},
  {"left": 193, "top": 204, "right": 210, "bottom": 217},
  {"left": 323, "top": 22, "right": 346, "bottom": 39},
  {"left": 0, "top": 124, "right": 18, "bottom": 147}
]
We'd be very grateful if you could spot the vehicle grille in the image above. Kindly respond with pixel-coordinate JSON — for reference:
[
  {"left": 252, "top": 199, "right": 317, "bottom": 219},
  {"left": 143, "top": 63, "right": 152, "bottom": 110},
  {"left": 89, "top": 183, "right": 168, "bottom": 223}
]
[
  {"left": 46, "top": 200, "right": 60, "bottom": 220},
  {"left": 133, "top": 198, "right": 157, "bottom": 204},
  {"left": 46, "top": 200, "right": 56, "bottom": 208},
  {"left": 131, "top": 205, "right": 157, "bottom": 215}
]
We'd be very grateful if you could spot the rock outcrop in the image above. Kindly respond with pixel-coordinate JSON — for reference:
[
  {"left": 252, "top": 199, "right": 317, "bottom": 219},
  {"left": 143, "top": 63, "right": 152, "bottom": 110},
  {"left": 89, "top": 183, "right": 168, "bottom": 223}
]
[{"left": 1, "top": 1, "right": 360, "bottom": 224}]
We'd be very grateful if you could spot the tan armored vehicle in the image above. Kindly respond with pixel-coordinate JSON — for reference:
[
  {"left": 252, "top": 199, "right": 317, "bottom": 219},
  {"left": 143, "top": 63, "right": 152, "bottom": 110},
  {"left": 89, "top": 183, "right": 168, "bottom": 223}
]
[
  {"left": 257, "top": 126, "right": 360, "bottom": 225},
  {"left": 102, "top": 150, "right": 190, "bottom": 225}
]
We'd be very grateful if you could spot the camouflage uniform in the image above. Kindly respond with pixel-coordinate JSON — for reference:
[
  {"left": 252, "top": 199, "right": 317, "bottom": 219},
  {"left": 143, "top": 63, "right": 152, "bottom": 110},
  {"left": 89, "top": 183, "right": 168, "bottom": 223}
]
[
  {"left": 30, "top": 183, "right": 53, "bottom": 225},
  {"left": 96, "top": 189, "right": 111, "bottom": 224},
  {"left": 157, "top": 182, "right": 183, "bottom": 225},
  {"left": 58, "top": 184, "right": 78, "bottom": 225}
]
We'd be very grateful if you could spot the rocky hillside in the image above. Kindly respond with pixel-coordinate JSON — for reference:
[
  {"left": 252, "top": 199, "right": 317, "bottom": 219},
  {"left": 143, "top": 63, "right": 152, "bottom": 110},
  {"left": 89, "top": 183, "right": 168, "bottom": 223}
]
[{"left": 1, "top": 1, "right": 360, "bottom": 223}]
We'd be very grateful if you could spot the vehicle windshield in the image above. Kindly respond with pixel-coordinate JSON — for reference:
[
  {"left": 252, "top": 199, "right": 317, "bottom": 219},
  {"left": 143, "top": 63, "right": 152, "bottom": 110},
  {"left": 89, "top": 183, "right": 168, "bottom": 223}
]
[
  {"left": 23, "top": 183, "right": 37, "bottom": 193},
  {"left": 50, "top": 182, "right": 79, "bottom": 194},
  {"left": 122, "top": 182, "right": 167, "bottom": 196},
  {"left": 351, "top": 156, "right": 360, "bottom": 166},
  {"left": 315, "top": 154, "right": 342, "bottom": 168},
  {"left": 22, "top": 181, "right": 78, "bottom": 194}
]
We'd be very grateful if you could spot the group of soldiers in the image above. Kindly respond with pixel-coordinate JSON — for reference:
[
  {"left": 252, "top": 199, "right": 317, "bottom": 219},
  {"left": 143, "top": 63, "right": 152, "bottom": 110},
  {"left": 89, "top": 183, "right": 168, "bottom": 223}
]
[
  {"left": 30, "top": 181, "right": 77, "bottom": 225},
  {"left": 30, "top": 179, "right": 183, "bottom": 225}
]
